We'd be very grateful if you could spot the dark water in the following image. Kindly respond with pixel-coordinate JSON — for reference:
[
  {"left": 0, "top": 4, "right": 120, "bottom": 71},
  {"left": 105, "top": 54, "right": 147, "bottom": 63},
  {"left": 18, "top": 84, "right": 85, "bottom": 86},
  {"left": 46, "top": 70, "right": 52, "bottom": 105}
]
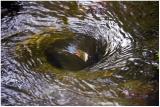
[{"left": 1, "top": 1, "right": 159, "bottom": 106}]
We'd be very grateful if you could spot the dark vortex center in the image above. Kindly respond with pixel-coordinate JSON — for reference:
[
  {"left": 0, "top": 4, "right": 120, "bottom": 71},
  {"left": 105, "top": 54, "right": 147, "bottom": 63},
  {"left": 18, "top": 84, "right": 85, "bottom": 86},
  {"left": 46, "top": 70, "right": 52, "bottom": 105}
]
[{"left": 44, "top": 35, "right": 106, "bottom": 71}]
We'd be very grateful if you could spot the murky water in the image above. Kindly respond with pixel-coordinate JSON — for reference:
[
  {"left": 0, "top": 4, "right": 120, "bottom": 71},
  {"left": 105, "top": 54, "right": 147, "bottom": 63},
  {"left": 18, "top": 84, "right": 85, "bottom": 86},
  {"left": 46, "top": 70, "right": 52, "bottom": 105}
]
[{"left": 1, "top": 1, "right": 159, "bottom": 106}]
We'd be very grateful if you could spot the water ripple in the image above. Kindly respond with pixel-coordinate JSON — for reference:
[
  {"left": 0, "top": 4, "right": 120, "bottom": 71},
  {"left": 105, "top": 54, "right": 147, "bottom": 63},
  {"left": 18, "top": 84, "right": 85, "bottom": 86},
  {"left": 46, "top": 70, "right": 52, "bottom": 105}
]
[{"left": 1, "top": 1, "right": 158, "bottom": 106}]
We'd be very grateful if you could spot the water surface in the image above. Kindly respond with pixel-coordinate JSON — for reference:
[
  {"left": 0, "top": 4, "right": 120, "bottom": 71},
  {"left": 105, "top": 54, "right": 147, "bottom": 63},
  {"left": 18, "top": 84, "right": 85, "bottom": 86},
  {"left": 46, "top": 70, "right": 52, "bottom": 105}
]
[{"left": 1, "top": 1, "right": 159, "bottom": 106}]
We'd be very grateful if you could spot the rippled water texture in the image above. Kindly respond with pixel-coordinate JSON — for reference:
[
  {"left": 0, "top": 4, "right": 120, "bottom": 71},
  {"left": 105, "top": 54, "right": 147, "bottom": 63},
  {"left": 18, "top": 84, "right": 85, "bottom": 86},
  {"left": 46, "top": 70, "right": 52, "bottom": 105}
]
[{"left": 1, "top": 1, "right": 159, "bottom": 106}]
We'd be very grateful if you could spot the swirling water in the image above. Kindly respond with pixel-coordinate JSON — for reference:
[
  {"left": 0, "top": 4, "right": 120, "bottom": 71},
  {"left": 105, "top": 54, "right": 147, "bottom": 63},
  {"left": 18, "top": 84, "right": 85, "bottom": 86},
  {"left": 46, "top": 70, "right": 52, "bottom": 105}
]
[{"left": 1, "top": 1, "right": 159, "bottom": 106}]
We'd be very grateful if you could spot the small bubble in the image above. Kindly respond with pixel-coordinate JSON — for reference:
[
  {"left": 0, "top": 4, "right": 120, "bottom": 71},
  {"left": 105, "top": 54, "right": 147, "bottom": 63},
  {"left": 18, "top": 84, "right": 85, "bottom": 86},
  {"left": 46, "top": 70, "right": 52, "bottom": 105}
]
[{"left": 140, "top": 70, "right": 143, "bottom": 73}]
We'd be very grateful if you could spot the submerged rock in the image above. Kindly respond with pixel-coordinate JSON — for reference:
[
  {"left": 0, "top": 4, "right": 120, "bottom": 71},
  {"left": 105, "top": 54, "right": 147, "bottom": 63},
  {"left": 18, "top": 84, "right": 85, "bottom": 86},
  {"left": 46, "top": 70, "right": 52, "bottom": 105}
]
[
  {"left": 44, "top": 35, "right": 103, "bottom": 71},
  {"left": 44, "top": 38, "right": 88, "bottom": 71}
]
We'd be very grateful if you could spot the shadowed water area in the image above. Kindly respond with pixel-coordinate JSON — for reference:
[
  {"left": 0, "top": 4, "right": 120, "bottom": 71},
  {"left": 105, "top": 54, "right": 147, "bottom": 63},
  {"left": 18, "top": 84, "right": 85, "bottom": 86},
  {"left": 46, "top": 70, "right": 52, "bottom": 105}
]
[{"left": 1, "top": 1, "right": 159, "bottom": 106}]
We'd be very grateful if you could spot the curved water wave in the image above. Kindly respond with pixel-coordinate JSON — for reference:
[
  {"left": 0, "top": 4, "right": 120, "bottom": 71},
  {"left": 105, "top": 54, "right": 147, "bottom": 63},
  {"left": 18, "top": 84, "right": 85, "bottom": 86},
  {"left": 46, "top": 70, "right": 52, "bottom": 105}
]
[{"left": 68, "top": 17, "right": 134, "bottom": 71}]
